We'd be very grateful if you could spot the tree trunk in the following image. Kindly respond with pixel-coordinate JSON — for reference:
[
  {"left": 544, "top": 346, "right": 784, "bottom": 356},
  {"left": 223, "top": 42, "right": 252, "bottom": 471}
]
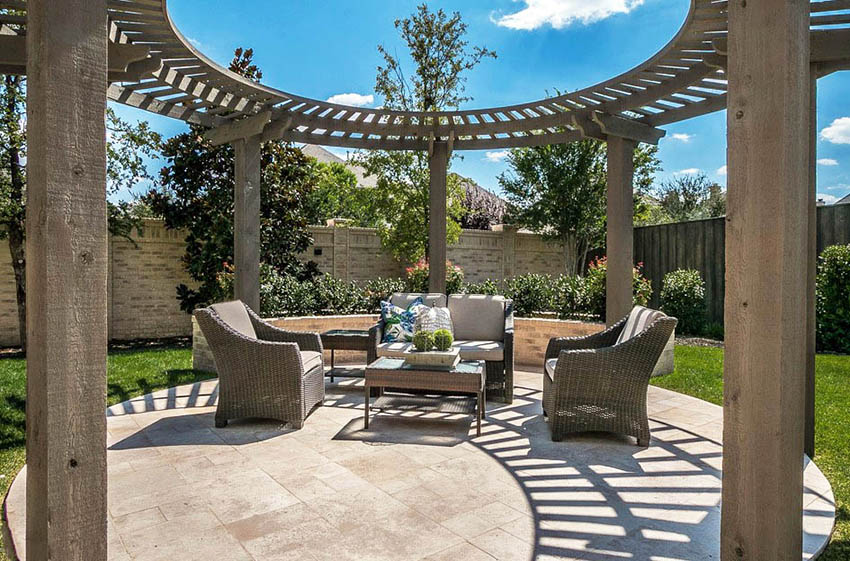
[
  {"left": 563, "top": 233, "right": 579, "bottom": 277},
  {"left": 3, "top": 75, "right": 26, "bottom": 351}
]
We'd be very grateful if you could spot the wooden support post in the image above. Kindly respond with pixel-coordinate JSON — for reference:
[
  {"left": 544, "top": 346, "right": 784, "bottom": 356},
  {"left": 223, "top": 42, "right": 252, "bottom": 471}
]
[
  {"left": 805, "top": 70, "right": 817, "bottom": 459},
  {"left": 429, "top": 141, "right": 449, "bottom": 294},
  {"left": 25, "top": 1, "right": 109, "bottom": 559},
  {"left": 721, "top": 1, "right": 810, "bottom": 560},
  {"left": 233, "top": 135, "right": 261, "bottom": 312},
  {"left": 606, "top": 136, "right": 636, "bottom": 326}
]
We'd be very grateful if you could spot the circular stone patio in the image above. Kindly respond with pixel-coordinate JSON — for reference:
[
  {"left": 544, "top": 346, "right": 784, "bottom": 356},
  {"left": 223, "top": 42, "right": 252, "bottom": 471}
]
[{"left": 3, "top": 369, "right": 835, "bottom": 561}]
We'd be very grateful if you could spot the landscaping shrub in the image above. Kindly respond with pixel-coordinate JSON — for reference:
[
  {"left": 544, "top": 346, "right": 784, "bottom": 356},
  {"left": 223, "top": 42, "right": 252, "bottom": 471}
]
[
  {"left": 555, "top": 275, "right": 589, "bottom": 320},
  {"left": 260, "top": 267, "right": 319, "bottom": 317},
  {"left": 405, "top": 259, "right": 465, "bottom": 294},
  {"left": 504, "top": 273, "right": 555, "bottom": 316},
  {"left": 582, "top": 257, "right": 652, "bottom": 320},
  {"left": 463, "top": 279, "right": 501, "bottom": 296},
  {"left": 362, "top": 277, "right": 407, "bottom": 312},
  {"left": 816, "top": 244, "right": 850, "bottom": 353},
  {"left": 660, "top": 269, "right": 707, "bottom": 335},
  {"left": 313, "top": 274, "right": 363, "bottom": 315}
]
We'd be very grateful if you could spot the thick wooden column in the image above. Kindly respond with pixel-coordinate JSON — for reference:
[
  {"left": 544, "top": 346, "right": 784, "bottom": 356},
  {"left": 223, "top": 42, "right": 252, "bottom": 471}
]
[
  {"left": 233, "top": 135, "right": 261, "bottom": 312},
  {"left": 721, "top": 1, "right": 810, "bottom": 559},
  {"left": 606, "top": 136, "right": 636, "bottom": 326},
  {"left": 25, "top": 1, "right": 109, "bottom": 559},
  {"left": 429, "top": 141, "right": 449, "bottom": 294},
  {"left": 805, "top": 70, "right": 817, "bottom": 459}
]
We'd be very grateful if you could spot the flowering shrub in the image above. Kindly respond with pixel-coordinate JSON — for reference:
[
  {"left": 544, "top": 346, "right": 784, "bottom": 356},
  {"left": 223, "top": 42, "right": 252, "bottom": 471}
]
[
  {"left": 582, "top": 257, "right": 652, "bottom": 320},
  {"left": 660, "top": 269, "right": 706, "bottom": 335},
  {"left": 405, "top": 259, "right": 464, "bottom": 294},
  {"left": 816, "top": 244, "right": 850, "bottom": 353}
]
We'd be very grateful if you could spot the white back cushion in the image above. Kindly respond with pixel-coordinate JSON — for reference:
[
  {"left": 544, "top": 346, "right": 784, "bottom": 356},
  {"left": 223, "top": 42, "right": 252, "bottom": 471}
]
[
  {"left": 615, "top": 306, "right": 664, "bottom": 345},
  {"left": 448, "top": 294, "right": 505, "bottom": 341},
  {"left": 210, "top": 301, "right": 257, "bottom": 339}
]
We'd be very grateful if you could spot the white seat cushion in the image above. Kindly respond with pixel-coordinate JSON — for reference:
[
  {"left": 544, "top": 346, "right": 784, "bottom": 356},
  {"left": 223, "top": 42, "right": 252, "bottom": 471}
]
[
  {"left": 390, "top": 292, "right": 447, "bottom": 308},
  {"left": 300, "top": 351, "right": 323, "bottom": 373},
  {"left": 615, "top": 306, "right": 665, "bottom": 345},
  {"left": 544, "top": 358, "right": 558, "bottom": 381},
  {"left": 376, "top": 341, "right": 414, "bottom": 358},
  {"left": 452, "top": 340, "right": 504, "bottom": 361},
  {"left": 210, "top": 301, "right": 256, "bottom": 339}
]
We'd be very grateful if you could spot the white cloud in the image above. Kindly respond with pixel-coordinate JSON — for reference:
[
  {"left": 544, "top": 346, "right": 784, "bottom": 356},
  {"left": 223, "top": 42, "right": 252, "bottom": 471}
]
[
  {"left": 326, "top": 93, "right": 375, "bottom": 107},
  {"left": 674, "top": 168, "right": 701, "bottom": 175},
  {"left": 820, "top": 117, "right": 850, "bottom": 144},
  {"left": 484, "top": 150, "right": 510, "bottom": 162},
  {"left": 492, "top": 0, "right": 644, "bottom": 30},
  {"left": 825, "top": 183, "right": 850, "bottom": 191},
  {"left": 716, "top": 165, "right": 727, "bottom": 176},
  {"left": 817, "top": 158, "right": 839, "bottom": 166},
  {"left": 670, "top": 133, "right": 693, "bottom": 143},
  {"left": 818, "top": 193, "right": 839, "bottom": 205},
  {"left": 186, "top": 36, "right": 203, "bottom": 49}
]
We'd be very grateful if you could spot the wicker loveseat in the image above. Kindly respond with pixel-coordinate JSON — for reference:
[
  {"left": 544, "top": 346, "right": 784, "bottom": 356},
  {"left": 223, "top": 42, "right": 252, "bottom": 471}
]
[
  {"left": 544, "top": 306, "right": 677, "bottom": 446},
  {"left": 368, "top": 293, "right": 515, "bottom": 403},
  {"left": 194, "top": 300, "right": 325, "bottom": 429}
]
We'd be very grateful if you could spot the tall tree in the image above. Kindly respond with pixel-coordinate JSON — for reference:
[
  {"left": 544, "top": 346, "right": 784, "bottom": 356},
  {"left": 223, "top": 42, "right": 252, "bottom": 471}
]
[
  {"left": 356, "top": 4, "right": 496, "bottom": 263},
  {"left": 144, "top": 48, "right": 318, "bottom": 311},
  {"left": 656, "top": 172, "right": 725, "bottom": 222},
  {"left": 501, "top": 139, "right": 661, "bottom": 275}
]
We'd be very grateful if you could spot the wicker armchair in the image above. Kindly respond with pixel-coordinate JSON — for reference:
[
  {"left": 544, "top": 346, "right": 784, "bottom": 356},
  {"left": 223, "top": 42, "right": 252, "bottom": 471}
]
[
  {"left": 194, "top": 301, "right": 324, "bottom": 429},
  {"left": 544, "top": 306, "right": 677, "bottom": 446}
]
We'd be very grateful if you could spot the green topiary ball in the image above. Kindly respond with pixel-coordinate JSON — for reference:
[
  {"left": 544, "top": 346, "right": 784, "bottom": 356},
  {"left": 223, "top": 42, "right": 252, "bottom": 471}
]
[
  {"left": 432, "top": 329, "right": 453, "bottom": 352},
  {"left": 412, "top": 330, "right": 435, "bottom": 352}
]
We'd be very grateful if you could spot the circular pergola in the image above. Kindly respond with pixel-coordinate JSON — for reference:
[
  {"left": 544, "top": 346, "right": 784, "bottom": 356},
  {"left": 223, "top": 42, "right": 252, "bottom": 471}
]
[{"left": 3, "top": 1, "right": 850, "bottom": 559}]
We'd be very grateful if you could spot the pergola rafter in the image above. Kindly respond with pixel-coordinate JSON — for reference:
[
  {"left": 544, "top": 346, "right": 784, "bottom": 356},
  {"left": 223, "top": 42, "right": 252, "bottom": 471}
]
[{"left": 5, "top": 0, "right": 850, "bottom": 560}]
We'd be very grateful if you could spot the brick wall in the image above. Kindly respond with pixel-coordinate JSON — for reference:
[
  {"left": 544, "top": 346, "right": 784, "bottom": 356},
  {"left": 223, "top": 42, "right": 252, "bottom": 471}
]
[
  {"left": 0, "top": 220, "right": 572, "bottom": 347},
  {"left": 0, "top": 219, "right": 196, "bottom": 347}
]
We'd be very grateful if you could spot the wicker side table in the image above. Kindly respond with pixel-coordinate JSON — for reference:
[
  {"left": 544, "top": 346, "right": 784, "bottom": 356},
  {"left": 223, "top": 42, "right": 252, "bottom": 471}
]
[
  {"left": 320, "top": 329, "right": 370, "bottom": 382},
  {"left": 364, "top": 358, "right": 485, "bottom": 436}
]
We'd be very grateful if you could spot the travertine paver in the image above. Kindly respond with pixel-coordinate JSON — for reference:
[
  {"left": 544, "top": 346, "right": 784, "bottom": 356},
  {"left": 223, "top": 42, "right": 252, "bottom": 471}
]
[{"left": 3, "top": 370, "right": 835, "bottom": 561}]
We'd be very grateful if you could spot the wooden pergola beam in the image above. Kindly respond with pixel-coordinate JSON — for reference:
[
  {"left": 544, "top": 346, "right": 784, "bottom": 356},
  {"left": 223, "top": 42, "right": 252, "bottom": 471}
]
[
  {"left": 25, "top": 0, "right": 109, "bottom": 559},
  {"left": 428, "top": 141, "right": 449, "bottom": 294}
]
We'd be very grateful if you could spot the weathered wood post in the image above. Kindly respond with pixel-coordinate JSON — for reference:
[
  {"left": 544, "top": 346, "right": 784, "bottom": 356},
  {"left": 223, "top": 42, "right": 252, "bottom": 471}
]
[
  {"left": 721, "top": 1, "right": 810, "bottom": 559},
  {"left": 429, "top": 140, "right": 449, "bottom": 294},
  {"left": 26, "top": 0, "right": 109, "bottom": 559},
  {"left": 606, "top": 136, "right": 636, "bottom": 326},
  {"left": 233, "top": 134, "right": 262, "bottom": 312}
]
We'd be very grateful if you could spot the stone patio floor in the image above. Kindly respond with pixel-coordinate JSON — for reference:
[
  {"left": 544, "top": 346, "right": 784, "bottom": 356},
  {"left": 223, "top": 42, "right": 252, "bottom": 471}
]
[{"left": 4, "top": 368, "right": 836, "bottom": 561}]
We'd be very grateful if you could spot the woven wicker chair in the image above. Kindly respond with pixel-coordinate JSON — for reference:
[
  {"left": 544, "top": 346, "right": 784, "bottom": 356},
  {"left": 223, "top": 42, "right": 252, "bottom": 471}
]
[
  {"left": 544, "top": 306, "right": 677, "bottom": 446},
  {"left": 194, "top": 301, "right": 324, "bottom": 429}
]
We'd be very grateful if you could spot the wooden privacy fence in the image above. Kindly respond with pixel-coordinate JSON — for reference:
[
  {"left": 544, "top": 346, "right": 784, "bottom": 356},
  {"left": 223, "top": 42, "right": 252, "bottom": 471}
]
[{"left": 634, "top": 203, "right": 850, "bottom": 323}]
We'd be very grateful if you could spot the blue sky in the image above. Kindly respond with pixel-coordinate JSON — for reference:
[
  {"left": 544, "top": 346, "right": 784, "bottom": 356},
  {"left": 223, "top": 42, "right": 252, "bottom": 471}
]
[{"left": 112, "top": 0, "right": 850, "bottom": 203}]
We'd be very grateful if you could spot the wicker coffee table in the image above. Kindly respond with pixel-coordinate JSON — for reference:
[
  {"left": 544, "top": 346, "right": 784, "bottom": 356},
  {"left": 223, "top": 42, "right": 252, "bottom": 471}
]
[{"left": 364, "top": 358, "right": 485, "bottom": 436}]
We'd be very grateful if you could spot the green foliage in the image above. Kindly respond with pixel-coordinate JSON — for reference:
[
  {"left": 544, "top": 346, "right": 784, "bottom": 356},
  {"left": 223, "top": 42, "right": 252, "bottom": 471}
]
[
  {"left": 433, "top": 329, "right": 453, "bottom": 351},
  {"left": 463, "top": 279, "right": 501, "bottom": 296},
  {"left": 582, "top": 257, "right": 653, "bottom": 320},
  {"left": 554, "top": 275, "right": 590, "bottom": 320},
  {"left": 412, "top": 330, "right": 435, "bottom": 352},
  {"left": 501, "top": 138, "right": 661, "bottom": 275},
  {"left": 303, "top": 161, "right": 379, "bottom": 227},
  {"left": 313, "top": 274, "right": 365, "bottom": 315},
  {"left": 504, "top": 274, "right": 555, "bottom": 316},
  {"left": 362, "top": 277, "right": 407, "bottom": 312},
  {"left": 357, "top": 4, "right": 495, "bottom": 264},
  {"left": 653, "top": 173, "right": 726, "bottom": 223},
  {"left": 660, "top": 269, "right": 707, "bottom": 335},
  {"left": 816, "top": 244, "right": 850, "bottom": 353},
  {"left": 405, "top": 259, "right": 465, "bottom": 294}
]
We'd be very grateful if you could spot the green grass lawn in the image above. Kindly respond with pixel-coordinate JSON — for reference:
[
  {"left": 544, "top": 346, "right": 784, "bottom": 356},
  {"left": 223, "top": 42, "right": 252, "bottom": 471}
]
[
  {"left": 0, "top": 345, "right": 848, "bottom": 559},
  {"left": 652, "top": 346, "right": 850, "bottom": 560}
]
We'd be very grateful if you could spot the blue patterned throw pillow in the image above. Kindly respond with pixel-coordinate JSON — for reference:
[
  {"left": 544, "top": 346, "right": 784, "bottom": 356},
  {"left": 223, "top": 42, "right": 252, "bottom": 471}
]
[{"left": 380, "top": 297, "right": 429, "bottom": 343}]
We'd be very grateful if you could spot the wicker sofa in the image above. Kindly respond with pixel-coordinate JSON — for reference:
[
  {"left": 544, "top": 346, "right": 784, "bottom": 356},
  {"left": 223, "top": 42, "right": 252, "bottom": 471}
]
[
  {"left": 194, "top": 300, "right": 325, "bottom": 429},
  {"left": 368, "top": 293, "right": 515, "bottom": 403},
  {"left": 544, "top": 306, "right": 677, "bottom": 446}
]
